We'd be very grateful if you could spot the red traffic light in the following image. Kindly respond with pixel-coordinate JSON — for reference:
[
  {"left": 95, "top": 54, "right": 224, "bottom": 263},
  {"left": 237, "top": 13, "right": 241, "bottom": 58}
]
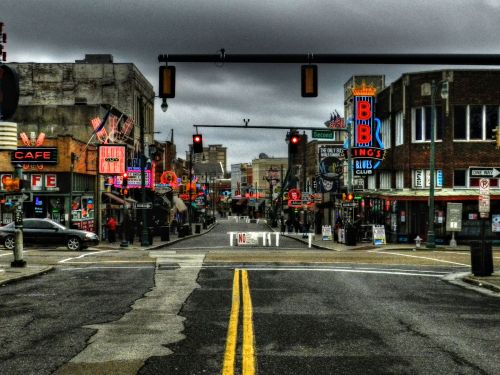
[
  {"left": 291, "top": 135, "right": 300, "bottom": 144},
  {"left": 123, "top": 172, "right": 128, "bottom": 178},
  {"left": 347, "top": 193, "right": 354, "bottom": 201},
  {"left": 193, "top": 134, "right": 203, "bottom": 153}
]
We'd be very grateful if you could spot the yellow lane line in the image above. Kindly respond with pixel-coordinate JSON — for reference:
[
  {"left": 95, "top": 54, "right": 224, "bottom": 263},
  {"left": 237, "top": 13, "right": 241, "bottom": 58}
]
[
  {"left": 222, "top": 269, "right": 240, "bottom": 375},
  {"left": 241, "top": 269, "right": 256, "bottom": 375}
]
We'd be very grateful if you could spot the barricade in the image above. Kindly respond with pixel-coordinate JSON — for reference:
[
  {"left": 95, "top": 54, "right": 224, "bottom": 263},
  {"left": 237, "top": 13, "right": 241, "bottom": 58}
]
[
  {"left": 227, "top": 231, "right": 279, "bottom": 247},
  {"left": 226, "top": 231, "right": 313, "bottom": 248}
]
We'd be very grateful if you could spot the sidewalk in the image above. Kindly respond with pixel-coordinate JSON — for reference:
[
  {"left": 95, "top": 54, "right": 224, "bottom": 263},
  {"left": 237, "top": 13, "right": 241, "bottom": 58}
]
[{"left": 0, "top": 223, "right": 217, "bottom": 286}]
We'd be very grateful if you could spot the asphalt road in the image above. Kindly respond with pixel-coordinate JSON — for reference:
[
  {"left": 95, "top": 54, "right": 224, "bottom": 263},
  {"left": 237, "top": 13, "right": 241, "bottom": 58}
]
[
  {"left": 138, "top": 264, "right": 500, "bottom": 375},
  {"left": 0, "top": 220, "right": 499, "bottom": 374}
]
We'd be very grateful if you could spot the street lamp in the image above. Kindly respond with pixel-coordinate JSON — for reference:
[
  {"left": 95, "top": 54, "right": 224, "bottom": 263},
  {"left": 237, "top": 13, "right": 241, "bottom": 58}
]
[{"left": 426, "top": 79, "right": 448, "bottom": 249}]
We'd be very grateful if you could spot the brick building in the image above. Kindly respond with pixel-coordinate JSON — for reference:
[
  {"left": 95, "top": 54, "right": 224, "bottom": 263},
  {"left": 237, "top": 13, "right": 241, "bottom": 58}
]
[{"left": 361, "top": 69, "right": 500, "bottom": 244}]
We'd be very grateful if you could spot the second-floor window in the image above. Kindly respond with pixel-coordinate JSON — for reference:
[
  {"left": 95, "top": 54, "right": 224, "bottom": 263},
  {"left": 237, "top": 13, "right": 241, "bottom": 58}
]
[
  {"left": 396, "top": 171, "right": 404, "bottom": 189},
  {"left": 381, "top": 118, "right": 391, "bottom": 149},
  {"left": 412, "top": 106, "right": 443, "bottom": 142},
  {"left": 395, "top": 111, "right": 404, "bottom": 146},
  {"left": 454, "top": 105, "right": 499, "bottom": 140},
  {"left": 379, "top": 172, "right": 391, "bottom": 189}
]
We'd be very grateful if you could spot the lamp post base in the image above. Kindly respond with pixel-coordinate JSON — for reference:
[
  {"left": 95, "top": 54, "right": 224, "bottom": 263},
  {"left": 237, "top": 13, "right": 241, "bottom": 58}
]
[{"left": 11, "top": 259, "right": 27, "bottom": 268}]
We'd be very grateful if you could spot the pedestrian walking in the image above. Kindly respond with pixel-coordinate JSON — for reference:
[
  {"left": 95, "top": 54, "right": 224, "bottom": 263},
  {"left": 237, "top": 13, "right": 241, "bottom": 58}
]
[{"left": 106, "top": 216, "right": 117, "bottom": 243}]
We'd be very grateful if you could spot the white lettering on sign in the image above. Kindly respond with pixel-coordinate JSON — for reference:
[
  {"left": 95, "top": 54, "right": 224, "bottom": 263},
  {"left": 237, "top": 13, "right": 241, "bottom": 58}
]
[{"left": 415, "top": 170, "right": 423, "bottom": 188}]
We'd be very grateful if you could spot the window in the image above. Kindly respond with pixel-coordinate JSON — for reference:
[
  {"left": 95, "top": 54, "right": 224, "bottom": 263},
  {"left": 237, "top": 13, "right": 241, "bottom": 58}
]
[
  {"left": 379, "top": 172, "right": 391, "bottom": 189},
  {"left": 454, "top": 104, "right": 499, "bottom": 141},
  {"left": 367, "top": 174, "right": 376, "bottom": 189},
  {"left": 469, "top": 105, "right": 482, "bottom": 139},
  {"left": 413, "top": 169, "right": 443, "bottom": 189},
  {"left": 395, "top": 111, "right": 404, "bottom": 146},
  {"left": 396, "top": 171, "right": 404, "bottom": 189},
  {"left": 453, "top": 170, "right": 466, "bottom": 187},
  {"left": 486, "top": 105, "right": 499, "bottom": 139},
  {"left": 454, "top": 105, "right": 467, "bottom": 139},
  {"left": 412, "top": 106, "right": 443, "bottom": 142},
  {"left": 381, "top": 118, "right": 391, "bottom": 149}
]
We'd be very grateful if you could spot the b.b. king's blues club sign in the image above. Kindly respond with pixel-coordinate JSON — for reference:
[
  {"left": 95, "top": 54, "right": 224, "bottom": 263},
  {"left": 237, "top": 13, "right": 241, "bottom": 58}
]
[{"left": 344, "top": 82, "right": 385, "bottom": 175}]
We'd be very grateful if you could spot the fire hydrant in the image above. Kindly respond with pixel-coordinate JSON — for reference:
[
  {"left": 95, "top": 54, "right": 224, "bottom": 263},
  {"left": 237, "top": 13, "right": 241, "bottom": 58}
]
[{"left": 414, "top": 235, "right": 422, "bottom": 250}]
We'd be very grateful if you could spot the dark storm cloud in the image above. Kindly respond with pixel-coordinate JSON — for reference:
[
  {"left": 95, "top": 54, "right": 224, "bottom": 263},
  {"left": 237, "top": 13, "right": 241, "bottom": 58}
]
[{"left": 1, "top": 0, "right": 500, "bottom": 165}]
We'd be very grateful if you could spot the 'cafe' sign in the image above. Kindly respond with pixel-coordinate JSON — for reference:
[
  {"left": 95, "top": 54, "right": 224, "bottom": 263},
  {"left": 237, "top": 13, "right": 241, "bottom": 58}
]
[{"left": 344, "top": 81, "right": 385, "bottom": 175}]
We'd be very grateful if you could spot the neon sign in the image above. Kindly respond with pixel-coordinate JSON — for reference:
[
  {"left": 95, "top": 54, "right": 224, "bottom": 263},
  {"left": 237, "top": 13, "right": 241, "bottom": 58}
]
[{"left": 344, "top": 82, "right": 385, "bottom": 175}]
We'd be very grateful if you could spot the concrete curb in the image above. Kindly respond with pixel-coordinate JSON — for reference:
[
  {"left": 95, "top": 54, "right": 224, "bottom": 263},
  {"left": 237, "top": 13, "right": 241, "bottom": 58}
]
[
  {"left": 462, "top": 276, "right": 500, "bottom": 293},
  {"left": 442, "top": 272, "right": 500, "bottom": 297},
  {"left": 150, "top": 222, "right": 218, "bottom": 249},
  {"left": 0, "top": 266, "right": 55, "bottom": 286}
]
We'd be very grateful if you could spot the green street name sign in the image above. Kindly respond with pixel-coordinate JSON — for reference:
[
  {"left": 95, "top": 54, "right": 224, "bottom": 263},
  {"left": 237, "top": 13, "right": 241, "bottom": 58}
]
[{"left": 312, "top": 129, "right": 334, "bottom": 139}]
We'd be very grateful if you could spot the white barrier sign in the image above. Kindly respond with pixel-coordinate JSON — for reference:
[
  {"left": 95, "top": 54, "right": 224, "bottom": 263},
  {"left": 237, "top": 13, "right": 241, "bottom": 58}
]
[{"left": 237, "top": 232, "right": 259, "bottom": 245}]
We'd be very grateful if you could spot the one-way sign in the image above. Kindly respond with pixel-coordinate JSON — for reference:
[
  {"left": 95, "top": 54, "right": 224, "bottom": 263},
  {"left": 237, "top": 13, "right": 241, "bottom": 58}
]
[
  {"left": 469, "top": 167, "right": 500, "bottom": 178},
  {"left": 5, "top": 192, "right": 33, "bottom": 202},
  {"left": 136, "top": 202, "right": 152, "bottom": 209}
]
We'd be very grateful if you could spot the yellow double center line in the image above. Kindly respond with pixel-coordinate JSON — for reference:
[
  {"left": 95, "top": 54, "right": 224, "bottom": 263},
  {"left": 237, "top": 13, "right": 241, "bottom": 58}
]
[{"left": 222, "top": 269, "right": 256, "bottom": 375}]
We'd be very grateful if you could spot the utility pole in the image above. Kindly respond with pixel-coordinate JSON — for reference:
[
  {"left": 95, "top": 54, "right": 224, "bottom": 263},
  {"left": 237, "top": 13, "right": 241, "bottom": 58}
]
[
  {"left": 11, "top": 164, "right": 26, "bottom": 267},
  {"left": 140, "top": 98, "right": 149, "bottom": 246}
]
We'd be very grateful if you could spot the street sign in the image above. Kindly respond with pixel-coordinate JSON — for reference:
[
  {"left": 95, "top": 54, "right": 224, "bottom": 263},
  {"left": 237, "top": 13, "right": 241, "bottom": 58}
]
[
  {"left": 479, "top": 178, "right": 490, "bottom": 195},
  {"left": 312, "top": 129, "right": 334, "bottom": 139},
  {"left": 5, "top": 192, "right": 32, "bottom": 202},
  {"left": 469, "top": 167, "right": 500, "bottom": 178},
  {"left": 136, "top": 202, "right": 152, "bottom": 209},
  {"left": 479, "top": 194, "right": 490, "bottom": 213}
]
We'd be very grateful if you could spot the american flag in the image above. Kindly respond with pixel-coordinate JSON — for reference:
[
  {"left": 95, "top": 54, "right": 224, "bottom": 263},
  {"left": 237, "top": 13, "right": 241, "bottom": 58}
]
[
  {"left": 324, "top": 110, "right": 345, "bottom": 129},
  {"left": 90, "top": 117, "right": 109, "bottom": 143}
]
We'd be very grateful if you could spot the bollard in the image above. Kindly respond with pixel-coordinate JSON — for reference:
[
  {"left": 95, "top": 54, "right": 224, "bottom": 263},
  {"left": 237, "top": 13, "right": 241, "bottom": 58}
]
[{"left": 11, "top": 228, "right": 26, "bottom": 267}]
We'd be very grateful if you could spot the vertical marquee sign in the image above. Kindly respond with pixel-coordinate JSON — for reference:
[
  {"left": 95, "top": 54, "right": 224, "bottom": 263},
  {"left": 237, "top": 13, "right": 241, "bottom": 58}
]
[{"left": 345, "top": 82, "right": 385, "bottom": 175}]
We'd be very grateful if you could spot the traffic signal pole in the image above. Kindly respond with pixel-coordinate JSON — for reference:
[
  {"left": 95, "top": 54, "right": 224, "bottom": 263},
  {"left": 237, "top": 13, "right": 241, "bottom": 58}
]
[{"left": 11, "top": 164, "right": 26, "bottom": 267}]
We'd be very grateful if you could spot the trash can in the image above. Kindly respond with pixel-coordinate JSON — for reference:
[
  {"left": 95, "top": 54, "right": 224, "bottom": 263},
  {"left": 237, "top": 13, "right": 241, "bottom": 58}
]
[
  {"left": 195, "top": 224, "right": 201, "bottom": 234},
  {"left": 345, "top": 225, "right": 357, "bottom": 246},
  {"left": 470, "top": 241, "right": 493, "bottom": 276},
  {"left": 160, "top": 226, "right": 170, "bottom": 241}
]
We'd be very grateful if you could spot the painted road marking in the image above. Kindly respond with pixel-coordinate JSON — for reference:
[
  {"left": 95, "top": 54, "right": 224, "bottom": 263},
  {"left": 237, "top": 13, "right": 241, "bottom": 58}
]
[
  {"left": 222, "top": 269, "right": 256, "bottom": 375},
  {"left": 368, "top": 250, "right": 470, "bottom": 267},
  {"left": 222, "top": 269, "right": 240, "bottom": 375},
  {"left": 0, "top": 250, "right": 30, "bottom": 257},
  {"left": 58, "top": 250, "right": 115, "bottom": 263},
  {"left": 241, "top": 270, "right": 255, "bottom": 375},
  {"left": 60, "top": 266, "right": 154, "bottom": 271}
]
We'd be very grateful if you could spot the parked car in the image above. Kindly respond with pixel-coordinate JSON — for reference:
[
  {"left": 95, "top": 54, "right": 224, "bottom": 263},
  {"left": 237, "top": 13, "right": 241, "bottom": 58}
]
[{"left": 0, "top": 218, "right": 99, "bottom": 251}]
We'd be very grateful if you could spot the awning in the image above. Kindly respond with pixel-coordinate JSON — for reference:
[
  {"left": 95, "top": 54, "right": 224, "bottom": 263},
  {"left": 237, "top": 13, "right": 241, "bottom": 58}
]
[
  {"left": 102, "top": 192, "right": 126, "bottom": 206},
  {"left": 361, "top": 189, "right": 500, "bottom": 201},
  {"left": 173, "top": 196, "right": 188, "bottom": 212}
]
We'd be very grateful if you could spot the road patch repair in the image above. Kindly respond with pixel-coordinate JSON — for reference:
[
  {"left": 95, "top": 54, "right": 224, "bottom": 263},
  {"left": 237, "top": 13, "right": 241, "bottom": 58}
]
[{"left": 55, "top": 253, "right": 204, "bottom": 375}]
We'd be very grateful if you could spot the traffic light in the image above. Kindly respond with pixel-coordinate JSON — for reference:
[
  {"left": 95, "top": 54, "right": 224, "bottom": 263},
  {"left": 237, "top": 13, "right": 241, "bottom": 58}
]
[
  {"left": 347, "top": 193, "right": 354, "bottom": 201},
  {"left": 159, "top": 65, "right": 176, "bottom": 98},
  {"left": 301, "top": 65, "right": 318, "bottom": 97},
  {"left": 122, "top": 172, "right": 128, "bottom": 188},
  {"left": 289, "top": 132, "right": 302, "bottom": 155},
  {"left": 193, "top": 134, "right": 203, "bottom": 154}
]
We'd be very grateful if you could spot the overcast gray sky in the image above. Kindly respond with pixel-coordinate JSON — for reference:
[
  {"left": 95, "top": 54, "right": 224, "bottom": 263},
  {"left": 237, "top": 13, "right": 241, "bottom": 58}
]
[{"left": 2, "top": 0, "right": 500, "bottom": 166}]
